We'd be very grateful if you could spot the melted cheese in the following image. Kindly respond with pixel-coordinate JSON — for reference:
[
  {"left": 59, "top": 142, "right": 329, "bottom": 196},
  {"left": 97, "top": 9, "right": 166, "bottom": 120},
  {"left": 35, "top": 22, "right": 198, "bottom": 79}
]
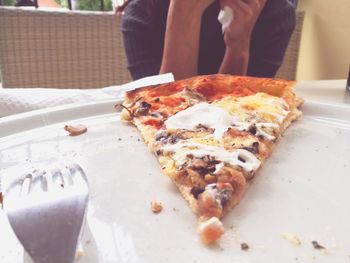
[
  {"left": 256, "top": 123, "right": 279, "bottom": 141},
  {"left": 214, "top": 93, "right": 290, "bottom": 124},
  {"left": 193, "top": 137, "right": 221, "bottom": 147},
  {"left": 162, "top": 141, "right": 261, "bottom": 173},
  {"left": 160, "top": 93, "right": 290, "bottom": 172},
  {"left": 165, "top": 93, "right": 288, "bottom": 142},
  {"left": 165, "top": 103, "right": 233, "bottom": 140}
]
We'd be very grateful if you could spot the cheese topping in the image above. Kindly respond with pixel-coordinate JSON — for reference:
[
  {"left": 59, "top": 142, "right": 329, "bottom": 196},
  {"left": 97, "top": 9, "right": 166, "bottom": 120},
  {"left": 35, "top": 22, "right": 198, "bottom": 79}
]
[
  {"left": 215, "top": 93, "right": 290, "bottom": 124},
  {"left": 165, "top": 94, "right": 288, "bottom": 143},
  {"left": 161, "top": 93, "right": 290, "bottom": 173},
  {"left": 256, "top": 123, "right": 279, "bottom": 141},
  {"left": 162, "top": 141, "right": 261, "bottom": 173},
  {"left": 165, "top": 103, "right": 233, "bottom": 140}
]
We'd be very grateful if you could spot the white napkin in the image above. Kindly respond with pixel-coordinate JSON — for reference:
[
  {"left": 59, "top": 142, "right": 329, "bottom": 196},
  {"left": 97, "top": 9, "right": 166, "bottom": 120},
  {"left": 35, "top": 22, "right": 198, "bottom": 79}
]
[
  {"left": 218, "top": 6, "right": 234, "bottom": 33},
  {"left": 0, "top": 73, "right": 174, "bottom": 117}
]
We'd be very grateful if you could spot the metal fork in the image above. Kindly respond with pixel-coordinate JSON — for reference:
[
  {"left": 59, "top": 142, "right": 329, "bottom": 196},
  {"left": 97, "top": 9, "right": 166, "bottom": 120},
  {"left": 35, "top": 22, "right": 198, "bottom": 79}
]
[{"left": 2, "top": 163, "right": 89, "bottom": 263}]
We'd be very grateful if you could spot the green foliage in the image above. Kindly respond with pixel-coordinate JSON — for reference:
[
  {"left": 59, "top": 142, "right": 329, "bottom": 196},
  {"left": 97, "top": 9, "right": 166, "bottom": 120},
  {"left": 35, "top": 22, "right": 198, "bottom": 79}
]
[
  {"left": 4, "top": 0, "right": 17, "bottom": 5},
  {"left": 78, "top": 0, "right": 112, "bottom": 11},
  {"left": 54, "top": 0, "right": 112, "bottom": 11},
  {"left": 54, "top": 0, "right": 67, "bottom": 8}
]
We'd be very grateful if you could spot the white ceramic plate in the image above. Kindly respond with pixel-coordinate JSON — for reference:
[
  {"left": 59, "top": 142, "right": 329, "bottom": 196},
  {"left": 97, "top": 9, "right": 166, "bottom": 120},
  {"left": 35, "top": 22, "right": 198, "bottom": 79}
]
[{"left": 1, "top": 100, "right": 350, "bottom": 263}]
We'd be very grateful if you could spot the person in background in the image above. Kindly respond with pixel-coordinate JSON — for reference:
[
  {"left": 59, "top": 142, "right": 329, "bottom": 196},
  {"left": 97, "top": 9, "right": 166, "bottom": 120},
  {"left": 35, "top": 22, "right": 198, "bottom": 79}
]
[{"left": 120, "top": 0, "right": 298, "bottom": 81}]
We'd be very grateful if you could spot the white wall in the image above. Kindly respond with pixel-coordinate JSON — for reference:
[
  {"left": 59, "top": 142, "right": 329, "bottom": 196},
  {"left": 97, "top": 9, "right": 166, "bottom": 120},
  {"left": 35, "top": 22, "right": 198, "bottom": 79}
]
[{"left": 297, "top": 0, "right": 350, "bottom": 80}]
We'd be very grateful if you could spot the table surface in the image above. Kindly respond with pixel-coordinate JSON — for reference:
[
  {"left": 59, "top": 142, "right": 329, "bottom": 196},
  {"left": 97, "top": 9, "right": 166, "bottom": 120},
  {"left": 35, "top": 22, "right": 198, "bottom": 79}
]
[
  {"left": 296, "top": 79, "right": 349, "bottom": 105},
  {"left": 0, "top": 80, "right": 350, "bottom": 262}
]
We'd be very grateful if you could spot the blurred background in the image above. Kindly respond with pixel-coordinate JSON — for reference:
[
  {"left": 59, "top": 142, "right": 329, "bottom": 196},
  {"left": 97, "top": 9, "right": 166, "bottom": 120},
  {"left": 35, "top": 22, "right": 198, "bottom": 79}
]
[
  {"left": 0, "top": 0, "right": 349, "bottom": 83},
  {"left": 297, "top": 0, "right": 350, "bottom": 80}
]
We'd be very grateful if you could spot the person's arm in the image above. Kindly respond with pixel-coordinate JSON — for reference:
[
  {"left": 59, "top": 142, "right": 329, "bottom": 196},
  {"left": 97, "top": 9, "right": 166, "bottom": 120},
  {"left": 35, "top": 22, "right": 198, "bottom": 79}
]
[
  {"left": 219, "top": 38, "right": 250, "bottom": 75},
  {"left": 218, "top": 0, "right": 266, "bottom": 75},
  {"left": 160, "top": 0, "right": 214, "bottom": 80}
]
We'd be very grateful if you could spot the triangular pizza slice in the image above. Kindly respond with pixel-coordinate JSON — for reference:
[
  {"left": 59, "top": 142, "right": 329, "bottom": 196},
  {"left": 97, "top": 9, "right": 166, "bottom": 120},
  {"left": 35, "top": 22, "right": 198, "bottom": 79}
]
[{"left": 120, "top": 74, "right": 303, "bottom": 245}]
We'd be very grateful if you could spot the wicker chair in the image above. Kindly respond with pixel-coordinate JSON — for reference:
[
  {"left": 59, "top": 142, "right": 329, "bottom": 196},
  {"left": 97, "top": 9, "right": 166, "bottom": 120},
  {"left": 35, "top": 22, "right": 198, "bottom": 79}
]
[
  {"left": 275, "top": 11, "right": 305, "bottom": 80},
  {"left": 0, "top": 7, "right": 131, "bottom": 89}
]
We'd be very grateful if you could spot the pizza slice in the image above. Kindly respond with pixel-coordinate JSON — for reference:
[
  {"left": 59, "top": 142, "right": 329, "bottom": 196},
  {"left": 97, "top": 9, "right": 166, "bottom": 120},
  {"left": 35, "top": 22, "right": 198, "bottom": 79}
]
[{"left": 119, "top": 74, "right": 303, "bottom": 245}]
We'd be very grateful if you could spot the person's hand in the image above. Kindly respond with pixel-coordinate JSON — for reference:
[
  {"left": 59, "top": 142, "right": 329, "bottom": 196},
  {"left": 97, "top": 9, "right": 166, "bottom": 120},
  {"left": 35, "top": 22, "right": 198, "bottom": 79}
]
[
  {"left": 220, "top": 0, "right": 267, "bottom": 48},
  {"left": 115, "top": 0, "right": 129, "bottom": 16},
  {"left": 218, "top": 0, "right": 266, "bottom": 76}
]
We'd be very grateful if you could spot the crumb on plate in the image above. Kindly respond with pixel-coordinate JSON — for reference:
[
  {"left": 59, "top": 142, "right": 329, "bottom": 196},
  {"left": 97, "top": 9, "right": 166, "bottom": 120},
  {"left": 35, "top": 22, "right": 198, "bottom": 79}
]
[
  {"left": 311, "top": 240, "right": 326, "bottom": 250},
  {"left": 75, "top": 242, "right": 85, "bottom": 260},
  {"left": 282, "top": 232, "right": 301, "bottom": 246},
  {"left": 197, "top": 217, "right": 224, "bottom": 245},
  {"left": 150, "top": 200, "right": 163, "bottom": 214},
  {"left": 241, "top": 242, "right": 249, "bottom": 251},
  {"left": 0, "top": 192, "right": 3, "bottom": 204},
  {"left": 64, "top": 124, "right": 87, "bottom": 136}
]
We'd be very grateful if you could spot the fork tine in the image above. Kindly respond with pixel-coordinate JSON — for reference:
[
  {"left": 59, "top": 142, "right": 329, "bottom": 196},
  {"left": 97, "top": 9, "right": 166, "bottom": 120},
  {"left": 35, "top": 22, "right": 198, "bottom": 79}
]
[
  {"left": 20, "top": 174, "right": 32, "bottom": 196},
  {"left": 29, "top": 169, "right": 46, "bottom": 194},
  {"left": 67, "top": 163, "right": 88, "bottom": 183},
  {"left": 50, "top": 168, "right": 65, "bottom": 189}
]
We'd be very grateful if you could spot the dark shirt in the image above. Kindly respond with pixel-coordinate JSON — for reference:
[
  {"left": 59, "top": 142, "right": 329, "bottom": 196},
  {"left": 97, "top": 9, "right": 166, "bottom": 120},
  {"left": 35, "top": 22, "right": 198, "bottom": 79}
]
[
  {"left": 121, "top": 0, "right": 297, "bottom": 80},
  {"left": 15, "top": 0, "right": 35, "bottom": 6}
]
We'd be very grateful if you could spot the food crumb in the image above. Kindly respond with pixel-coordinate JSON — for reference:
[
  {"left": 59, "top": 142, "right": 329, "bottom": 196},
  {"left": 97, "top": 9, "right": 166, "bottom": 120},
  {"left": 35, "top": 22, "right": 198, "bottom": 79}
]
[
  {"left": 0, "top": 192, "right": 3, "bottom": 205},
  {"left": 75, "top": 243, "right": 85, "bottom": 259},
  {"left": 118, "top": 138, "right": 122, "bottom": 141},
  {"left": 172, "top": 207, "right": 179, "bottom": 212},
  {"left": 312, "top": 240, "right": 326, "bottom": 250},
  {"left": 151, "top": 200, "right": 163, "bottom": 214},
  {"left": 282, "top": 232, "right": 302, "bottom": 246},
  {"left": 241, "top": 243, "right": 249, "bottom": 251},
  {"left": 64, "top": 124, "right": 87, "bottom": 136},
  {"left": 114, "top": 103, "right": 122, "bottom": 110},
  {"left": 197, "top": 217, "right": 224, "bottom": 245},
  {"left": 76, "top": 250, "right": 84, "bottom": 259}
]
